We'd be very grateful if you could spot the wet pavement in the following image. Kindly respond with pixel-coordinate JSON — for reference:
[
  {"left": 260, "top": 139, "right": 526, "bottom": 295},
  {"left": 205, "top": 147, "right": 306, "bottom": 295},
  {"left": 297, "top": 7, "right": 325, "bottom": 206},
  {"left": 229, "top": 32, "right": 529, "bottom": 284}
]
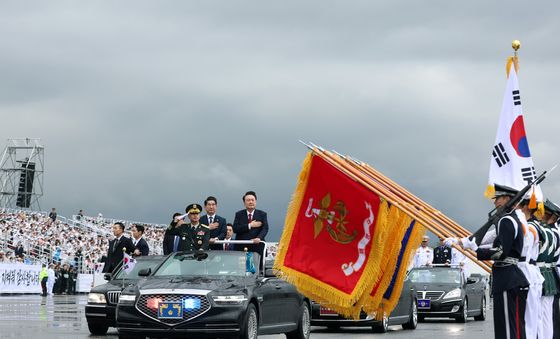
[{"left": 0, "top": 294, "right": 493, "bottom": 338}]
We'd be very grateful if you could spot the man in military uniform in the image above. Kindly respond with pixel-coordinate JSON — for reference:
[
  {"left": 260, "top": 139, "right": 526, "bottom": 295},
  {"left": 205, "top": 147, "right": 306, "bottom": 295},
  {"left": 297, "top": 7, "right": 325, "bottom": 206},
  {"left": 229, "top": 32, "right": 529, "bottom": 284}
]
[
  {"left": 452, "top": 184, "right": 529, "bottom": 339},
  {"left": 540, "top": 199, "right": 560, "bottom": 339},
  {"left": 412, "top": 235, "right": 433, "bottom": 268},
  {"left": 174, "top": 203, "right": 211, "bottom": 252},
  {"left": 433, "top": 237, "right": 452, "bottom": 264}
]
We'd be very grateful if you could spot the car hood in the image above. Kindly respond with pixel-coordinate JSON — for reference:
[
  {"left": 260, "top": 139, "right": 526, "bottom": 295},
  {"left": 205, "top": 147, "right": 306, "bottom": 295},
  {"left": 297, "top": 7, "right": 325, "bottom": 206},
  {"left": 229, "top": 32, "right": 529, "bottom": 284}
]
[
  {"left": 133, "top": 276, "right": 252, "bottom": 292},
  {"left": 410, "top": 282, "right": 461, "bottom": 291}
]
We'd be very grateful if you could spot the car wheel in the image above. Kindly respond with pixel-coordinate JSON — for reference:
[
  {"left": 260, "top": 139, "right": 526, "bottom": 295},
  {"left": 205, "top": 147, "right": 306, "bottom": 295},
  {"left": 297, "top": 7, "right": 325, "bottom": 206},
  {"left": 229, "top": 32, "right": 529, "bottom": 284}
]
[
  {"left": 87, "top": 323, "right": 108, "bottom": 335},
  {"left": 474, "top": 297, "right": 486, "bottom": 321},
  {"left": 286, "top": 301, "right": 311, "bottom": 339},
  {"left": 455, "top": 298, "right": 468, "bottom": 323},
  {"left": 372, "top": 313, "right": 388, "bottom": 333},
  {"left": 402, "top": 300, "right": 418, "bottom": 330},
  {"left": 240, "top": 303, "right": 258, "bottom": 339}
]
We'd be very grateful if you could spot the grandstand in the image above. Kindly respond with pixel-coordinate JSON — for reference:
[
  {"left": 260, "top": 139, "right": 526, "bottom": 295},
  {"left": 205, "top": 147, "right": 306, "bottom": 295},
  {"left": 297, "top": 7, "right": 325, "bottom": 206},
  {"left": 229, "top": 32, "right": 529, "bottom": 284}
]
[{"left": 0, "top": 208, "right": 166, "bottom": 273}]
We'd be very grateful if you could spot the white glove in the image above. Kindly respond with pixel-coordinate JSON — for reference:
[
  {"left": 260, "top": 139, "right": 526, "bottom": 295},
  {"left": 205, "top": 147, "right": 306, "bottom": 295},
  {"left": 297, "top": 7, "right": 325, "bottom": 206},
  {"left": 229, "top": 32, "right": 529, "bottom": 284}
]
[
  {"left": 444, "top": 237, "right": 458, "bottom": 247},
  {"left": 460, "top": 237, "right": 478, "bottom": 251}
]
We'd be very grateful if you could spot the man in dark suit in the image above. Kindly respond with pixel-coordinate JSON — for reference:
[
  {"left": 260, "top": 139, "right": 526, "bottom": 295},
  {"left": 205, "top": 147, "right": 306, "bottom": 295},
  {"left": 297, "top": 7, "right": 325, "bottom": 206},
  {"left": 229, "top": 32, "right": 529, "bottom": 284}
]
[
  {"left": 233, "top": 191, "right": 269, "bottom": 255},
  {"left": 131, "top": 224, "right": 150, "bottom": 256},
  {"left": 172, "top": 203, "right": 211, "bottom": 252},
  {"left": 102, "top": 222, "right": 134, "bottom": 273},
  {"left": 200, "top": 196, "right": 227, "bottom": 250},
  {"left": 163, "top": 212, "right": 184, "bottom": 255}
]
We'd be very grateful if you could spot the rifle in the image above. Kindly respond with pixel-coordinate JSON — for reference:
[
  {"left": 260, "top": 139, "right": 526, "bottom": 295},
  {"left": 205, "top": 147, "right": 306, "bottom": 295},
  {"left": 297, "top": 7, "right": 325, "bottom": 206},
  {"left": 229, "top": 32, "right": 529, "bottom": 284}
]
[{"left": 470, "top": 166, "right": 556, "bottom": 246}]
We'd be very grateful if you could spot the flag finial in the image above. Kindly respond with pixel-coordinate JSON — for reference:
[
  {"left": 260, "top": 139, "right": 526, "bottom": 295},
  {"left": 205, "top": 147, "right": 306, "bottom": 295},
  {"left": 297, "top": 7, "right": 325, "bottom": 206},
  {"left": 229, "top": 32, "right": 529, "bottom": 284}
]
[
  {"left": 507, "top": 40, "right": 521, "bottom": 77},
  {"left": 512, "top": 40, "right": 521, "bottom": 56}
]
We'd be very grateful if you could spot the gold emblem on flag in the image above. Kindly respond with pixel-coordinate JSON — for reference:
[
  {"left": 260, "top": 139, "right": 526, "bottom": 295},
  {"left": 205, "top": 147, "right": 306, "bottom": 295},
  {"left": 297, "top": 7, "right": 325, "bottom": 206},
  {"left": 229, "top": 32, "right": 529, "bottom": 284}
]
[{"left": 306, "top": 193, "right": 358, "bottom": 244}]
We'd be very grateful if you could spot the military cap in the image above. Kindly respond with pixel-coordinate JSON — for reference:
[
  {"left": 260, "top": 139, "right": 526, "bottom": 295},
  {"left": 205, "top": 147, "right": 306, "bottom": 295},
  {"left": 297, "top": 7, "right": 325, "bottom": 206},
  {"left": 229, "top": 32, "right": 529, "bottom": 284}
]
[
  {"left": 493, "top": 184, "right": 518, "bottom": 198},
  {"left": 544, "top": 199, "right": 560, "bottom": 216},
  {"left": 186, "top": 203, "right": 202, "bottom": 215}
]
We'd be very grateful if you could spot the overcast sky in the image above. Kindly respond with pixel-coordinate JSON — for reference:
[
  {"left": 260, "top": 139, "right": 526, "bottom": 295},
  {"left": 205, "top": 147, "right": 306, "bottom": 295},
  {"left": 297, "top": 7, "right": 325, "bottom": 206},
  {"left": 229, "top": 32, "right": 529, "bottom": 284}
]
[{"left": 1, "top": 2, "right": 559, "bottom": 241}]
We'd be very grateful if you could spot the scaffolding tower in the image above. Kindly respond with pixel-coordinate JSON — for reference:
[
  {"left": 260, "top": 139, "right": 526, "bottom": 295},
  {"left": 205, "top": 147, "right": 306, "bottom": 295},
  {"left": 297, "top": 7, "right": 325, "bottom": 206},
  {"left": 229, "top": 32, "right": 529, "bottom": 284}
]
[{"left": 0, "top": 138, "right": 44, "bottom": 210}]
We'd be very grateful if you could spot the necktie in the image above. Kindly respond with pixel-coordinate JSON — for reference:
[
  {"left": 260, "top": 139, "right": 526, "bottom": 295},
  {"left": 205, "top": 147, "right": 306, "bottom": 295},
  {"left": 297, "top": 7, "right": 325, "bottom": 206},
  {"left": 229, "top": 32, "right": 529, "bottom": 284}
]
[
  {"left": 248, "top": 213, "right": 253, "bottom": 224},
  {"left": 208, "top": 216, "right": 213, "bottom": 224}
]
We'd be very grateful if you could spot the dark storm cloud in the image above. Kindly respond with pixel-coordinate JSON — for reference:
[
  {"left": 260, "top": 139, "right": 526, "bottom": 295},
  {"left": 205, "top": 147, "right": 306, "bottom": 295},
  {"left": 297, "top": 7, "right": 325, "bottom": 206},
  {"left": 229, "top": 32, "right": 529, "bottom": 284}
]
[{"left": 1, "top": 1, "right": 560, "bottom": 240}]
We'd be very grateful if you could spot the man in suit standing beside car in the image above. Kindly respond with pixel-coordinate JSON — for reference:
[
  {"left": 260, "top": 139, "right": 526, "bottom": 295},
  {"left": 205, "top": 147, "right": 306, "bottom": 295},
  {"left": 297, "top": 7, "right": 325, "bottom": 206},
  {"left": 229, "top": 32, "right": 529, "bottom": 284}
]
[
  {"left": 131, "top": 224, "right": 150, "bottom": 256},
  {"left": 233, "top": 191, "right": 269, "bottom": 256},
  {"left": 102, "top": 222, "right": 134, "bottom": 273},
  {"left": 200, "top": 196, "right": 227, "bottom": 250}
]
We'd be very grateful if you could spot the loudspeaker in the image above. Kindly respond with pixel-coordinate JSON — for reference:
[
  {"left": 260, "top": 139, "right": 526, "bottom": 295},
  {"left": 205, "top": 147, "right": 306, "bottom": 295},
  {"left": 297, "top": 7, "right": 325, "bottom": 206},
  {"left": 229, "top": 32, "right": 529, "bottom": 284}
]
[{"left": 16, "top": 161, "right": 35, "bottom": 208}]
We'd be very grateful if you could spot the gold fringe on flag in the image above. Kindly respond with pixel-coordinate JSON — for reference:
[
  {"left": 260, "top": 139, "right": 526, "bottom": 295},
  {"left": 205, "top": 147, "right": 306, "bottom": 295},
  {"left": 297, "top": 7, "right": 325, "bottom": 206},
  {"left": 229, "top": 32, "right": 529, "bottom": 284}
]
[
  {"left": 357, "top": 206, "right": 412, "bottom": 317},
  {"left": 373, "top": 221, "right": 425, "bottom": 318}
]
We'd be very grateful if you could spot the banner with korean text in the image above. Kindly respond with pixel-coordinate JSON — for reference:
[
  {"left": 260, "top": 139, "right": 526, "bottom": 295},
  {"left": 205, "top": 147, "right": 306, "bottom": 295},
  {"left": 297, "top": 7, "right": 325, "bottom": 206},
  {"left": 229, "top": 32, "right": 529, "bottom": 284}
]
[{"left": 0, "top": 263, "right": 41, "bottom": 293}]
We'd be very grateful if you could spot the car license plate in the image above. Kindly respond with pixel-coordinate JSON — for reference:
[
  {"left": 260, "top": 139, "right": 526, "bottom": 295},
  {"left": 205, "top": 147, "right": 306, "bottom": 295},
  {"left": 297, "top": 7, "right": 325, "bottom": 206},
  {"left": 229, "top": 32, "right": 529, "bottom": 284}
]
[
  {"left": 320, "top": 306, "right": 339, "bottom": 316},
  {"left": 417, "top": 299, "right": 431, "bottom": 309},
  {"left": 158, "top": 302, "right": 183, "bottom": 319}
]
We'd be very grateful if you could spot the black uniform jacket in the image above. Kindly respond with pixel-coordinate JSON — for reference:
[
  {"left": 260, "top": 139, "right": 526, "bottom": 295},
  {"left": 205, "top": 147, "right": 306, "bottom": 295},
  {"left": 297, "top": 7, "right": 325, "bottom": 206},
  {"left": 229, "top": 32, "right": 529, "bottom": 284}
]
[
  {"left": 171, "top": 224, "right": 211, "bottom": 252},
  {"left": 433, "top": 246, "right": 452, "bottom": 264},
  {"left": 476, "top": 212, "right": 529, "bottom": 294}
]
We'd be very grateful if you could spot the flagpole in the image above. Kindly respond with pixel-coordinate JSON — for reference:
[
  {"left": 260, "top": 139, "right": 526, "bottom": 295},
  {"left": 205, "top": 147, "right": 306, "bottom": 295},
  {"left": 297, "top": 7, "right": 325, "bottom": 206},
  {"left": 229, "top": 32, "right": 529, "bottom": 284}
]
[
  {"left": 314, "top": 145, "right": 491, "bottom": 272},
  {"left": 306, "top": 146, "right": 491, "bottom": 273},
  {"left": 122, "top": 247, "right": 126, "bottom": 290},
  {"left": 346, "top": 155, "right": 471, "bottom": 238}
]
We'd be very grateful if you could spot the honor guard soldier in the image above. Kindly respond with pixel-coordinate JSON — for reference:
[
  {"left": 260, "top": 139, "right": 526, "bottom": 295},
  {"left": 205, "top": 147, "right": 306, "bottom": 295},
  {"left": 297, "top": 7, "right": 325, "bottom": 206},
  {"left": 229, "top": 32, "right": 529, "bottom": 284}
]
[
  {"left": 539, "top": 199, "right": 560, "bottom": 339},
  {"left": 174, "top": 203, "right": 211, "bottom": 252},
  {"left": 433, "top": 237, "right": 452, "bottom": 264},
  {"left": 412, "top": 235, "right": 433, "bottom": 268},
  {"left": 451, "top": 184, "right": 529, "bottom": 339}
]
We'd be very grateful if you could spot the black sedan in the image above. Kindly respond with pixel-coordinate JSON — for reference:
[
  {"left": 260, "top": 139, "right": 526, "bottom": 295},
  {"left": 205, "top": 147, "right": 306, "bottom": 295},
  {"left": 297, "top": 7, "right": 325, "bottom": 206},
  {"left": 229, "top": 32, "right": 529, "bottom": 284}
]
[
  {"left": 85, "top": 255, "right": 166, "bottom": 334},
  {"left": 310, "top": 278, "right": 418, "bottom": 333},
  {"left": 407, "top": 266, "right": 487, "bottom": 322},
  {"left": 115, "top": 250, "right": 310, "bottom": 339}
]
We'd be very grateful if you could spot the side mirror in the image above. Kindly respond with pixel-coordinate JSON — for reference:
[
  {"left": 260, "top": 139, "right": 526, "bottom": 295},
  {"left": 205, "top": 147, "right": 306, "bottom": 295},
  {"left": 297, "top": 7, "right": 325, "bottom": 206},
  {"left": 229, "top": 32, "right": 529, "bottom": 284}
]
[
  {"left": 103, "top": 273, "right": 112, "bottom": 281},
  {"left": 138, "top": 268, "right": 151, "bottom": 277}
]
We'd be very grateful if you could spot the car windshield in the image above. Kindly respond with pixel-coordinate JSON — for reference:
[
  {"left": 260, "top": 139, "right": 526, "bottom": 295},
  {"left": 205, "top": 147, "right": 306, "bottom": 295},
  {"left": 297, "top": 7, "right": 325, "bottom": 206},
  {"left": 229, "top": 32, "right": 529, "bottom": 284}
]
[
  {"left": 114, "top": 260, "right": 160, "bottom": 279},
  {"left": 408, "top": 268, "right": 462, "bottom": 284},
  {"left": 154, "top": 252, "right": 248, "bottom": 277}
]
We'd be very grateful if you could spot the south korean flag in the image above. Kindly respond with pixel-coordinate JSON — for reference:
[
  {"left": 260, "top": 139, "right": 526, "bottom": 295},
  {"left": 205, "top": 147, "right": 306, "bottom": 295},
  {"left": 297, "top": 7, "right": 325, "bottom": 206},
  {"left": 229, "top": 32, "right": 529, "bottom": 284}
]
[
  {"left": 122, "top": 253, "right": 136, "bottom": 274},
  {"left": 486, "top": 58, "right": 543, "bottom": 201}
]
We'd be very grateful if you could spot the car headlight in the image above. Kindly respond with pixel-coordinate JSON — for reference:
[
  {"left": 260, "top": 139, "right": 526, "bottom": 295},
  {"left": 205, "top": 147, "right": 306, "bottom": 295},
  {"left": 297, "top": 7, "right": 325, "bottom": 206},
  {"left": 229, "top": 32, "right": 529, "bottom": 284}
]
[
  {"left": 87, "top": 293, "right": 107, "bottom": 304},
  {"left": 212, "top": 295, "right": 247, "bottom": 305},
  {"left": 443, "top": 288, "right": 462, "bottom": 299},
  {"left": 119, "top": 294, "right": 136, "bottom": 303}
]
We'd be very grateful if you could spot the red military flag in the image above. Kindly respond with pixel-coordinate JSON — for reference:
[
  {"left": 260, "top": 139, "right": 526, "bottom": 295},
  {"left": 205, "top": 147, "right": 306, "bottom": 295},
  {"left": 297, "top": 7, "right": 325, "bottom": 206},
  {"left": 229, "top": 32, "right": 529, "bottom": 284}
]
[{"left": 275, "top": 153, "right": 395, "bottom": 317}]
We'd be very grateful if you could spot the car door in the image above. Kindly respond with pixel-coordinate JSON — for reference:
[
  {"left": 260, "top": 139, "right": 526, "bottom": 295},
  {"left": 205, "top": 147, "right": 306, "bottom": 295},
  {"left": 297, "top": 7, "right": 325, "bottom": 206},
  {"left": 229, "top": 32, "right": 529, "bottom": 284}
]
[
  {"left": 390, "top": 279, "right": 412, "bottom": 319},
  {"left": 465, "top": 276, "right": 481, "bottom": 312},
  {"left": 256, "top": 276, "right": 296, "bottom": 326}
]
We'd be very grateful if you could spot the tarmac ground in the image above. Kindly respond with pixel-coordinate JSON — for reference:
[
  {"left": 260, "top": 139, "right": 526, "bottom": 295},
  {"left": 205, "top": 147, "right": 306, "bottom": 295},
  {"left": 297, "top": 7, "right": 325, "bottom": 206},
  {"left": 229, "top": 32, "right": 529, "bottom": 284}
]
[{"left": 0, "top": 294, "right": 493, "bottom": 338}]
